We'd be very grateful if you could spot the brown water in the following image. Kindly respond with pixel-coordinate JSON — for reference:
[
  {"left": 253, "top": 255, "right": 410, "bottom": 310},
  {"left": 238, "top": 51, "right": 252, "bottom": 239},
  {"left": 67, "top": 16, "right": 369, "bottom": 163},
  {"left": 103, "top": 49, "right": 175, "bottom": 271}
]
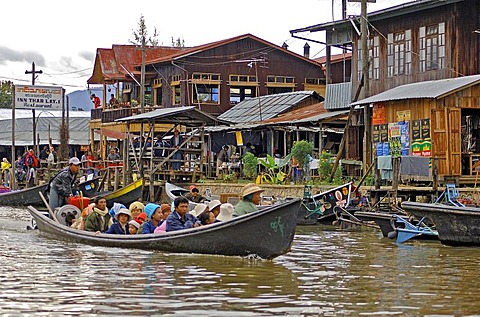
[{"left": 1, "top": 206, "right": 480, "bottom": 316}]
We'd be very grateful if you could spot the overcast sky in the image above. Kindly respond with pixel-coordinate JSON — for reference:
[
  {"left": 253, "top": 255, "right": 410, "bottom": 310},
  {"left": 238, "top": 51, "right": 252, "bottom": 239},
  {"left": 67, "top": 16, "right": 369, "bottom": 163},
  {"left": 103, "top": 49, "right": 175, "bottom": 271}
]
[{"left": 1, "top": 0, "right": 409, "bottom": 94}]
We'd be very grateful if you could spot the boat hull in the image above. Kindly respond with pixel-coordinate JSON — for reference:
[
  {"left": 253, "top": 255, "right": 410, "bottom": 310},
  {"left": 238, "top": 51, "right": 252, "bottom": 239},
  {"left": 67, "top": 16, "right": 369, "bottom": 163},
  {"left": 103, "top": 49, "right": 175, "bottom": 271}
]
[
  {"left": 0, "top": 183, "right": 47, "bottom": 206},
  {"left": 402, "top": 201, "right": 480, "bottom": 246},
  {"left": 298, "top": 183, "right": 353, "bottom": 225},
  {"left": 103, "top": 178, "right": 143, "bottom": 207},
  {"left": 28, "top": 198, "right": 299, "bottom": 259}
]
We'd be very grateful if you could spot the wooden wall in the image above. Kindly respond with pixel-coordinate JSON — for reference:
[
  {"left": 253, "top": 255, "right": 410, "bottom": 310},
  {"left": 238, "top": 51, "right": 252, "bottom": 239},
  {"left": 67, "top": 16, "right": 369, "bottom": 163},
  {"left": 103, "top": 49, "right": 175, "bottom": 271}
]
[{"left": 382, "top": 84, "right": 480, "bottom": 176}]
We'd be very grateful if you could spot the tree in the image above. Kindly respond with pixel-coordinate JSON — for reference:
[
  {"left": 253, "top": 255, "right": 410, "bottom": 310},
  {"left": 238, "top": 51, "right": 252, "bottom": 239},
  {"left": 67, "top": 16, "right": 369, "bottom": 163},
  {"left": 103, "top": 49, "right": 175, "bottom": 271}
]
[
  {"left": 130, "top": 14, "right": 159, "bottom": 46},
  {"left": 171, "top": 37, "right": 185, "bottom": 47},
  {"left": 0, "top": 80, "right": 13, "bottom": 109}
]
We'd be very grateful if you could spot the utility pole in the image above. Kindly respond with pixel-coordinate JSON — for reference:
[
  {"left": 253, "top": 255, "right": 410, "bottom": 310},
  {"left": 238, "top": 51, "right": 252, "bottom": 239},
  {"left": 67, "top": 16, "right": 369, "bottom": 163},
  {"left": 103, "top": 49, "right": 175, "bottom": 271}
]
[
  {"left": 361, "top": 0, "right": 372, "bottom": 172},
  {"left": 25, "top": 62, "right": 43, "bottom": 155}
]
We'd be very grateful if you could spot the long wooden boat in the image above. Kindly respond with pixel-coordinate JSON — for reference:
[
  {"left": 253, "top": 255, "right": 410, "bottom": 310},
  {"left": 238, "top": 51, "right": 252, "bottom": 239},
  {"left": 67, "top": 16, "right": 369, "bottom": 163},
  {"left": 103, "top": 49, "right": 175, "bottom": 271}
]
[
  {"left": 402, "top": 201, "right": 480, "bottom": 246},
  {"left": 27, "top": 198, "right": 300, "bottom": 259},
  {"left": 0, "top": 183, "right": 48, "bottom": 206},
  {"left": 297, "top": 182, "right": 353, "bottom": 225},
  {"left": 103, "top": 178, "right": 143, "bottom": 207},
  {"left": 165, "top": 182, "right": 219, "bottom": 211}
]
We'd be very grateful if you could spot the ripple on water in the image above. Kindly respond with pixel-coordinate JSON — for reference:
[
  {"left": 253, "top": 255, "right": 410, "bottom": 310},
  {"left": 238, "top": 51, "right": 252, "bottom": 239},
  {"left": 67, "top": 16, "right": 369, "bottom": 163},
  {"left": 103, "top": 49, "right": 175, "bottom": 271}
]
[{"left": 2, "top": 207, "right": 480, "bottom": 315}]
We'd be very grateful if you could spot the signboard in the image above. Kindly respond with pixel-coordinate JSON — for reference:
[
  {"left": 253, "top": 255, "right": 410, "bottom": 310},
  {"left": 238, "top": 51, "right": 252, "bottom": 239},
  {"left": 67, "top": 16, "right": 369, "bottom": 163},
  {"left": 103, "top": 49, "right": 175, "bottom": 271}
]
[{"left": 14, "top": 85, "right": 64, "bottom": 110}]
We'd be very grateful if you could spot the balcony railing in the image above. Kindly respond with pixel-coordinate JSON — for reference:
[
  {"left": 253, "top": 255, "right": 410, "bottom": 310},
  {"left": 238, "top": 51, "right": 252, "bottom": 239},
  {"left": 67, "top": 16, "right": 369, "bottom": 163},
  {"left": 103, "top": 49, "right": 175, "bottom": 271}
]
[{"left": 91, "top": 105, "right": 166, "bottom": 123}]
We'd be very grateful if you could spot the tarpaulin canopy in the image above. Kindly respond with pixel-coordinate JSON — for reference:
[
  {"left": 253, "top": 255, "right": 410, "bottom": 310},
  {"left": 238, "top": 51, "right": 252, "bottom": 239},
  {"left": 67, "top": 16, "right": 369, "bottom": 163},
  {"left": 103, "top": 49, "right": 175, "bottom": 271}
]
[{"left": 0, "top": 109, "right": 93, "bottom": 146}]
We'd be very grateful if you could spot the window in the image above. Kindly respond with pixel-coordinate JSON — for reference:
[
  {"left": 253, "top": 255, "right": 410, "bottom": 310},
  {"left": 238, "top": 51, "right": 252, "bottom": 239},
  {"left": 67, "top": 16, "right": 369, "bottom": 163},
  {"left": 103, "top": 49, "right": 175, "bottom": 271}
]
[
  {"left": 193, "top": 84, "right": 219, "bottom": 104},
  {"left": 171, "top": 75, "right": 181, "bottom": 105},
  {"left": 153, "top": 79, "right": 162, "bottom": 106},
  {"left": 387, "top": 30, "right": 412, "bottom": 77},
  {"left": 419, "top": 23, "right": 445, "bottom": 72},
  {"left": 265, "top": 75, "right": 295, "bottom": 94},
  {"left": 230, "top": 87, "right": 256, "bottom": 105},
  {"left": 357, "top": 36, "right": 379, "bottom": 80},
  {"left": 191, "top": 73, "right": 221, "bottom": 104}
]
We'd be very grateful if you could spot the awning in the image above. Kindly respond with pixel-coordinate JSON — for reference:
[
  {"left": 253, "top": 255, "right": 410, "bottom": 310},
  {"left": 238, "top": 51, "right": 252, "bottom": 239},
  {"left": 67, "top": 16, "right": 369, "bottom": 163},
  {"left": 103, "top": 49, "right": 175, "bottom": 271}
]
[{"left": 95, "top": 128, "right": 128, "bottom": 140}]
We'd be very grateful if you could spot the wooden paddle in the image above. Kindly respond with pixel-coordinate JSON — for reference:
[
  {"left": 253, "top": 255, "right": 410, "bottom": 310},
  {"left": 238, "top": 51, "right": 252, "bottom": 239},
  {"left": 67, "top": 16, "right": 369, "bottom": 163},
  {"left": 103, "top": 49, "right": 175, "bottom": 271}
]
[
  {"left": 79, "top": 190, "right": 84, "bottom": 211},
  {"left": 39, "top": 191, "right": 58, "bottom": 222}
]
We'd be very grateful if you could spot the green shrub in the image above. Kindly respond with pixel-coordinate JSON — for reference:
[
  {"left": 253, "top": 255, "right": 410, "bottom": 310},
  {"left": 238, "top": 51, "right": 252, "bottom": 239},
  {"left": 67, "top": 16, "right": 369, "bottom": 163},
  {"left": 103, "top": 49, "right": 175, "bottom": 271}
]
[{"left": 242, "top": 152, "right": 258, "bottom": 179}]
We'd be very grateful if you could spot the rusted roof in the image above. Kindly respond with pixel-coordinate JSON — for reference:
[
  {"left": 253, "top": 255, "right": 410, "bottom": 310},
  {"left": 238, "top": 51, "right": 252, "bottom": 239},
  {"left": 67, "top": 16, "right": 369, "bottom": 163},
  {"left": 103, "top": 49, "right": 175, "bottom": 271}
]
[
  {"left": 314, "top": 53, "right": 352, "bottom": 64},
  {"left": 261, "top": 102, "right": 348, "bottom": 125},
  {"left": 87, "top": 45, "right": 187, "bottom": 84},
  {"left": 145, "top": 33, "right": 321, "bottom": 67}
]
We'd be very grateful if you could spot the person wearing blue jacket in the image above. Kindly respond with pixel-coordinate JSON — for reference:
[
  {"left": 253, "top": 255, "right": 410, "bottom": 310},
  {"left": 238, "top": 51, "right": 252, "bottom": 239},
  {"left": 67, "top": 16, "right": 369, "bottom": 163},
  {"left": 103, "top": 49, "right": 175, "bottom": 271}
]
[
  {"left": 166, "top": 196, "right": 201, "bottom": 232},
  {"left": 105, "top": 208, "right": 132, "bottom": 234}
]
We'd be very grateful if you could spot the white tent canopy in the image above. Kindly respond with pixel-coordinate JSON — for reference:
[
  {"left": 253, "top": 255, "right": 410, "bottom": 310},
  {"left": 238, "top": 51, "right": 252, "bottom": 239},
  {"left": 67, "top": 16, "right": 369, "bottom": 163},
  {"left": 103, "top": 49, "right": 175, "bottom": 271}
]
[{"left": 0, "top": 109, "right": 93, "bottom": 146}]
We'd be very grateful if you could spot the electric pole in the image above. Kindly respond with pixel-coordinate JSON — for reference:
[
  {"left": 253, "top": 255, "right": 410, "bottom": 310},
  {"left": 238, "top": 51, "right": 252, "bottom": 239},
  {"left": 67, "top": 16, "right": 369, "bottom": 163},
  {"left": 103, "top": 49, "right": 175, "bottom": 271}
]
[
  {"left": 361, "top": 0, "right": 372, "bottom": 172},
  {"left": 25, "top": 62, "right": 43, "bottom": 155}
]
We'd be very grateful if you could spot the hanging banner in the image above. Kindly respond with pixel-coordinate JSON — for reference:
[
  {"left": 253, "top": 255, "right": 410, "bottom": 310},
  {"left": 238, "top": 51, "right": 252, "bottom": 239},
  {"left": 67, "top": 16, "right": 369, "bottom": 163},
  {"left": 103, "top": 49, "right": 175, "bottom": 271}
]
[
  {"left": 235, "top": 131, "right": 243, "bottom": 146},
  {"left": 14, "top": 85, "right": 64, "bottom": 110}
]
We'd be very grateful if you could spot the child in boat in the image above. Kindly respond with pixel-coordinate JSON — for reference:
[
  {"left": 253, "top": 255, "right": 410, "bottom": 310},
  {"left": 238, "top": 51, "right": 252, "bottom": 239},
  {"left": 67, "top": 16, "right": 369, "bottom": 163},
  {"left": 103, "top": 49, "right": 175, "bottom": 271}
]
[
  {"left": 128, "top": 219, "right": 140, "bottom": 234},
  {"left": 166, "top": 196, "right": 201, "bottom": 232},
  {"left": 106, "top": 208, "right": 132, "bottom": 234},
  {"left": 129, "top": 201, "right": 145, "bottom": 220},
  {"left": 198, "top": 211, "right": 215, "bottom": 225},
  {"left": 153, "top": 204, "right": 173, "bottom": 234},
  {"left": 83, "top": 196, "right": 112, "bottom": 233},
  {"left": 142, "top": 203, "right": 163, "bottom": 234}
]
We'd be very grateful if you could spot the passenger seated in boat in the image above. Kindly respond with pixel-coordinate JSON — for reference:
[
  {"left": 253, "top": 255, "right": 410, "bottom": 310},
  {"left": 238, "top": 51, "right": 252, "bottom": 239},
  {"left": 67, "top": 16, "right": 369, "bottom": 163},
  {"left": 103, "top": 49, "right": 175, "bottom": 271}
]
[
  {"left": 134, "top": 212, "right": 147, "bottom": 234},
  {"left": 83, "top": 196, "right": 112, "bottom": 233},
  {"left": 142, "top": 203, "right": 164, "bottom": 234},
  {"left": 198, "top": 211, "right": 215, "bottom": 225},
  {"left": 217, "top": 203, "right": 234, "bottom": 222},
  {"left": 233, "top": 183, "right": 264, "bottom": 217},
  {"left": 129, "top": 201, "right": 145, "bottom": 220},
  {"left": 128, "top": 220, "right": 140, "bottom": 234},
  {"left": 153, "top": 204, "right": 173, "bottom": 234},
  {"left": 109, "top": 203, "right": 126, "bottom": 223},
  {"left": 184, "top": 186, "right": 205, "bottom": 203},
  {"left": 208, "top": 200, "right": 222, "bottom": 222},
  {"left": 166, "top": 196, "right": 201, "bottom": 232},
  {"left": 106, "top": 208, "right": 132, "bottom": 234}
]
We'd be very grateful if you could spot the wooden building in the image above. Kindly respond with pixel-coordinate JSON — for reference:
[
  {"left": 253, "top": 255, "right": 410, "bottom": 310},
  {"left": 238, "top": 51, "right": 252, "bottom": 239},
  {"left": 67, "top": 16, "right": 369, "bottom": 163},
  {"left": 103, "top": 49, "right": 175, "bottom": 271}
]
[
  {"left": 352, "top": 75, "right": 480, "bottom": 178},
  {"left": 291, "top": 0, "right": 480, "bottom": 181},
  {"left": 142, "top": 34, "right": 325, "bottom": 116}
]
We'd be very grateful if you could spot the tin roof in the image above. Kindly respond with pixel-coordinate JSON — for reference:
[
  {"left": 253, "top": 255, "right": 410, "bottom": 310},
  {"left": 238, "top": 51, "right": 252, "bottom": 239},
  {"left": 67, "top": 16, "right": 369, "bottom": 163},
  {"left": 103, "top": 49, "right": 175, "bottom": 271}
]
[
  {"left": 217, "top": 91, "right": 323, "bottom": 124},
  {"left": 351, "top": 75, "right": 480, "bottom": 106},
  {"left": 260, "top": 102, "right": 347, "bottom": 125},
  {"left": 325, "top": 82, "right": 352, "bottom": 110},
  {"left": 87, "top": 45, "right": 186, "bottom": 84},
  {"left": 116, "top": 106, "right": 221, "bottom": 127},
  {"left": 146, "top": 33, "right": 321, "bottom": 68},
  {"left": 290, "top": 0, "right": 464, "bottom": 34}
]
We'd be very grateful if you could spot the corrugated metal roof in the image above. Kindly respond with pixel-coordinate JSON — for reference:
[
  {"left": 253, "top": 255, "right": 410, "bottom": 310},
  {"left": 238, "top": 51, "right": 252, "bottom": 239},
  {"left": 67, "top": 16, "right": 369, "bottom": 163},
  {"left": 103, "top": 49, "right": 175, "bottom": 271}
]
[
  {"left": 88, "top": 45, "right": 186, "bottom": 84},
  {"left": 290, "top": 0, "right": 463, "bottom": 34},
  {"left": 325, "top": 82, "right": 352, "bottom": 110},
  {"left": 116, "top": 106, "right": 221, "bottom": 127},
  {"left": 217, "top": 91, "right": 323, "bottom": 123},
  {"left": 351, "top": 75, "right": 480, "bottom": 106}
]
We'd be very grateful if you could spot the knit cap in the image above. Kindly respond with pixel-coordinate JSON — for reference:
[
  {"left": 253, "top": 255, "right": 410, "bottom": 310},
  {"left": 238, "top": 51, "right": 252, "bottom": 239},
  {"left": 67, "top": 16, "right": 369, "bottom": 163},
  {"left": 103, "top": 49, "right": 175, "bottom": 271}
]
[{"left": 144, "top": 203, "right": 161, "bottom": 219}]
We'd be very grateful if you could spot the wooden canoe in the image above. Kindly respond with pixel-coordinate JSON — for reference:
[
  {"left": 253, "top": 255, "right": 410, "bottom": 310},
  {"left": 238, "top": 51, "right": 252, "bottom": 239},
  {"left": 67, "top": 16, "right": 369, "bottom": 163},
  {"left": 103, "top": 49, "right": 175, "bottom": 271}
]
[
  {"left": 0, "top": 183, "right": 48, "bottom": 206},
  {"left": 27, "top": 198, "right": 300, "bottom": 259},
  {"left": 402, "top": 201, "right": 480, "bottom": 246},
  {"left": 0, "top": 176, "right": 100, "bottom": 207},
  {"left": 99, "top": 178, "right": 144, "bottom": 208}
]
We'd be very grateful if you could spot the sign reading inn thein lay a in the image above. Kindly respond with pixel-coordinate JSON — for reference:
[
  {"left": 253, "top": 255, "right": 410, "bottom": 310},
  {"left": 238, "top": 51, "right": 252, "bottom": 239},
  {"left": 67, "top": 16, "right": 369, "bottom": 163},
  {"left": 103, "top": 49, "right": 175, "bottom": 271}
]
[{"left": 14, "top": 85, "right": 64, "bottom": 110}]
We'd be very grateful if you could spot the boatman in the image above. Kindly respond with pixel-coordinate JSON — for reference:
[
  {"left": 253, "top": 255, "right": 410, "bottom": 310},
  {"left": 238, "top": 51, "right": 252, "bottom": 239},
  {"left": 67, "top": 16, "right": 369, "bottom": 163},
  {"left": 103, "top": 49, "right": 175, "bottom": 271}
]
[
  {"left": 48, "top": 157, "right": 81, "bottom": 211},
  {"left": 233, "top": 183, "right": 264, "bottom": 217}
]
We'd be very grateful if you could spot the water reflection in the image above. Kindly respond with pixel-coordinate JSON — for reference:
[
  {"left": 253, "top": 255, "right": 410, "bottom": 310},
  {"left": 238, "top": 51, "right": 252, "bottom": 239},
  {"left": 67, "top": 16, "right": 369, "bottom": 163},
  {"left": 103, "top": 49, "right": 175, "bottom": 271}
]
[{"left": 2, "top": 206, "right": 480, "bottom": 315}]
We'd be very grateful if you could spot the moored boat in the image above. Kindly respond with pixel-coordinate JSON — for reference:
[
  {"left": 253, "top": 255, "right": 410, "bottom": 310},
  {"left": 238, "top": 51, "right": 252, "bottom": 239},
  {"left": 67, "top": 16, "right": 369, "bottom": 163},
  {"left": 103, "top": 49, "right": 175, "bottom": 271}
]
[
  {"left": 297, "top": 182, "right": 353, "bottom": 225},
  {"left": 103, "top": 178, "right": 143, "bottom": 207},
  {"left": 27, "top": 198, "right": 300, "bottom": 259},
  {"left": 0, "top": 176, "right": 101, "bottom": 207},
  {"left": 402, "top": 201, "right": 480, "bottom": 246}
]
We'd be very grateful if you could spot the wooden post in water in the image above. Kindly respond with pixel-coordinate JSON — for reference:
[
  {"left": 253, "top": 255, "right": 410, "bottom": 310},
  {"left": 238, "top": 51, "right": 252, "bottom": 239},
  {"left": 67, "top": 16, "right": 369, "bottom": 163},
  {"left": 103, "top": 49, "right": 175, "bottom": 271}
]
[{"left": 392, "top": 157, "right": 400, "bottom": 206}]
